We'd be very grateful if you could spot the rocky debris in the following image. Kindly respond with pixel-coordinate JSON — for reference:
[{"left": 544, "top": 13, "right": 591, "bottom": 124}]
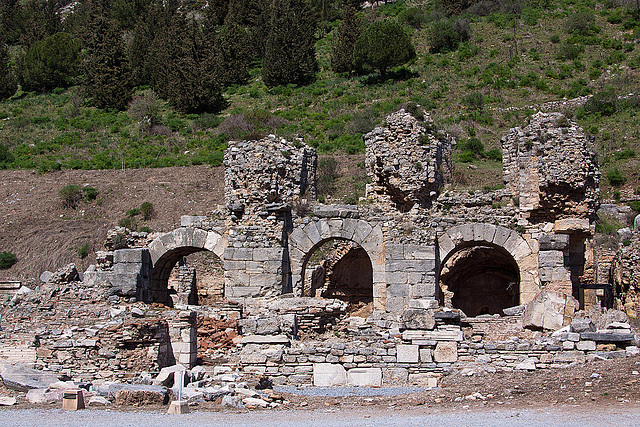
[
  {"left": 45, "top": 263, "right": 79, "bottom": 284},
  {"left": 502, "top": 112, "right": 600, "bottom": 220},
  {"left": 401, "top": 309, "right": 436, "bottom": 330},
  {"left": 523, "top": 291, "right": 579, "bottom": 331},
  {"left": 197, "top": 316, "right": 239, "bottom": 363},
  {"left": 0, "top": 396, "right": 17, "bottom": 406},
  {"left": 1, "top": 364, "right": 59, "bottom": 392},
  {"left": 87, "top": 396, "right": 111, "bottom": 406},
  {"left": 114, "top": 389, "right": 169, "bottom": 406},
  {"left": 365, "top": 109, "right": 453, "bottom": 211}
]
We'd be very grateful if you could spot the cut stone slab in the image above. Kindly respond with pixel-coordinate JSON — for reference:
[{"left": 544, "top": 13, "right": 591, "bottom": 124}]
[
  {"left": 347, "top": 368, "right": 382, "bottom": 387},
  {"left": 241, "top": 335, "right": 290, "bottom": 345},
  {"left": 396, "top": 344, "right": 419, "bottom": 363},
  {"left": 579, "top": 332, "right": 635, "bottom": 342},
  {"left": 93, "top": 383, "right": 169, "bottom": 400},
  {"left": 433, "top": 342, "right": 458, "bottom": 363},
  {"left": 403, "top": 329, "right": 463, "bottom": 343},
  {"left": 313, "top": 363, "right": 347, "bottom": 387},
  {"left": 0, "top": 396, "right": 16, "bottom": 406},
  {"left": 1, "top": 364, "right": 59, "bottom": 392}
]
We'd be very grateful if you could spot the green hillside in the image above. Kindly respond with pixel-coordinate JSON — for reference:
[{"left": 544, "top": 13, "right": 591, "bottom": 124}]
[{"left": 0, "top": 0, "right": 639, "bottom": 202}]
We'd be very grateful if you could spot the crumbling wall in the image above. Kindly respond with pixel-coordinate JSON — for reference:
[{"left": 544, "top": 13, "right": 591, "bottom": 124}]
[
  {"left": 365, "top": 109, "right": 454, "bottom": 211},
  {"left": 502, "top": 112, "right": 600, "bottom": 222}
]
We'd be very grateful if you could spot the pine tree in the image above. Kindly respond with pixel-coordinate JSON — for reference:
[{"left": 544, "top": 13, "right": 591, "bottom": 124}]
[
  {"left": 0, "top": 36, "right": 17, "bottom": 100},
  {"left": 330, "top": 5, "right": 361, "bottom": 73},
  {"left": 353, "top": 19, "right": 415, "bottom": 78},
  {"left": 149, "top": 15, "right": 224, "bottom": 114},
  {"left": 262, "top": 0, "right": 318, "bottom": 88},
  {"left": 83, "top": 13, "right": 133, "bottom": 110},
  {"left": 210, "top": 23, "right": 252, "bottom": 87}
]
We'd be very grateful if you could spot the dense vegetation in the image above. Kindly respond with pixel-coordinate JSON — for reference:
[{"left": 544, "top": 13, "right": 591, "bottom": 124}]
[{"left": 0, "top": 0, "right": 639, "bottom": 200}]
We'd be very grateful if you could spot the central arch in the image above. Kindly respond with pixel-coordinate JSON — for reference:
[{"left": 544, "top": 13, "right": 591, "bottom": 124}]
[
  {"left": 438, "top": 223, "right": 540, "bottom": 309},
  {"left": 147, "top": 227, "right": 226, "bottom": 305},
  {"left": 288, "top": 218, "right": 385, "bottom": 312}
]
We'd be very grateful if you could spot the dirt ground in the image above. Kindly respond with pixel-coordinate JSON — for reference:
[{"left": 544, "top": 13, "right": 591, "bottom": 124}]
[{"left": 0, "top": 166, "right": 224, "bottom": 280}]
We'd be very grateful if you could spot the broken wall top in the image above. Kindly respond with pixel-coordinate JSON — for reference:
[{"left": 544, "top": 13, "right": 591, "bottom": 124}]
[
  {"left": 364, "top": 109, "right": 454, "bottom": 212},
  {"left": 502, "top": 112, "right": 600, "bottom": 221},
  {"left": 224, "top": 135, "right": 317, "bottom": 216}
]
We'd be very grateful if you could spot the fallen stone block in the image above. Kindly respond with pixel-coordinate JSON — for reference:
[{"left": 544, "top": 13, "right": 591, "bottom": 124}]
[
  {"left": 152, "top": 365, "right": 186, "bottom": 387},
  {"left": 1, "top": 364, "right": 59, "bottom": 392},
  {"left": 401, "top": 309, "right": 435, "bottom": 330},
  {"left": 571, "top": 319, "right": 595, "bottom": 333},
  {"left": 243, "top": 397, "right": 269, "bottom": 408},
  {"left": 0, "top": 396, "right": 17, "bottom": 406}
]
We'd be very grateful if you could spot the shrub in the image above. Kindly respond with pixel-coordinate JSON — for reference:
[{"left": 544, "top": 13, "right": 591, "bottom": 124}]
[
  {"left": 557, "top": 43, "right": 584, "bottom": 61},
  {"left": 565, "top": 12, "right": 599, "bottom": 36},
  {"left": 428, "top": 18, "right": 470, "bottom": 54},
  {"left": 485, "top": 148, "right": 502, "bottom": 161},
  {"left": 607, "top": 168, "right": 626, "bottom": 187},
  {"left": 139, "top": 226, "right": 152, "bottom": 233},
  {"left": 0, "top": 251, "right": 17, "bottom": 269},
  {"left": 584, "top": 89, "right": 617, "bottom": 116},
  {"left": 59, "top": 185, "right": 83, "bottom": 209},
  {"left": 126, "top": 208, "right": 141, "bottom": 217},
  {"left": 317, "top": 157, "right": 339, "bottom": 196},
  {"left": 614, "top": 148, "right": 636, "bottom": 160},
  {"left": 118, "top": 217, "right": 137, "bottom": 230},
  {"left": 82, "top": 186, "right": 98, "bottom": 201},
  {"left": 140, "top": 202, "right": 154, "bottom": 220},
  {"left": 128, "top": 89, "right": 162, "bottom": 132},
  {"left": 354, "top": 19, "right": 416, "bottom": 78},
  {"left": 77, "top": 243, "right": 90, "bottom": 259},
  {"left": 398, "top": 7, "right": 428, "bottom": 29}
]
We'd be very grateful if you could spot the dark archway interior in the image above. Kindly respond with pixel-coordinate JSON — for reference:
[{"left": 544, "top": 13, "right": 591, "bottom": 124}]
[
  {"left": 303, "top": 240, "right": 373, "bottom": 313},
  {"left": 149, "top": 246, "right": 208, "bottom": 306},
  {"left": 439, "top": 245, "right": 520, "bottom": 317}
]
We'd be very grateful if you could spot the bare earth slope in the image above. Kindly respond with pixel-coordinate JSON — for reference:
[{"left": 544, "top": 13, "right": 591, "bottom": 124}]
[{"left": 0, "top": 166, "right": 224, "bottom": 281}]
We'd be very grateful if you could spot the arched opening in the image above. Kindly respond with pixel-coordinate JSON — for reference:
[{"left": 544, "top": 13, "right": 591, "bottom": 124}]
[
  {"left": 150, "top": 247, "right": 223, "bottom": 307},
  {"left": 439, "top": 244, "right": 520, "bottom": 317},
  {"left": 301, "top": 239, "right": 373, "bottom": 316}
]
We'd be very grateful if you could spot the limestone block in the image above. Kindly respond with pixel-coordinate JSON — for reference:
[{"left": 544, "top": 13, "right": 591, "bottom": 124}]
[
  {"left": 225, "top": 285, "right": 262, "bottom": 298},
  {"left": 401, "top": 309, "right": 435, "bottom": 330},
  {"left": 407, "top": 374, "right": 438, "bottom": 388},
  {"left": 382, "top": 368, "right": 408, "bottom": 385},
  {"left": 112, "top": 263, "right": 143, "bottom": 275},
  {"left": 493, "top": 226, "right": 513, "bottom": 247},
  {"left": 571, "top": 318, "right": 595, "bottom": 333},
  {"left": 347, "top": 368, "right": 382, "bottom": 387},
  {"left": 396, "top": 345, "right": 419, "bottom": 363},
  {"left": 433, "top": 342, "right": 458, "bottom": 363},
  {"left": 553, "top": 351, "right": 586, "bottom": 364},
  {"left": 408, "top": 299, "right": 439, "bottom": 310},
  {"left": 114, "top": 248, "right": 147, "bottom": 264},
  {"left": 576, "top": 340, "right": 596, "bottom": 351},
  {"left": 387, "top": 284, "right": 409, "bottom": 298},
  {"left": 411, "top": 283, "right": 436, "bottom": 299},
  {"left": 419, "top": 348, "right": 433, "bottom": 363},
  {"left": 554, "top": 218, "right": 590, "bottom": 234},
  {"left": 482, "top": 224, "right": 497, "bottom": 244},
  {"left": 523, "top": 291, "right": 578, "bottom": 331},
  {"left": 403, "top": 329, "right": 463, "bottom": 342},
  {"left": 539, "top": 233, "right": 570, "bottom": 251},
  {"left": 180, "top": 215, "right": 207, "bottom": 227},
  {"left": 404, "top": 245, "right": 436, "bottom": 260},
  {"left": 438, "top": 233, "right": 455, "bottom": 259},
  {"left": 538, "top": 250, "right": 565, "bottom": 268}
]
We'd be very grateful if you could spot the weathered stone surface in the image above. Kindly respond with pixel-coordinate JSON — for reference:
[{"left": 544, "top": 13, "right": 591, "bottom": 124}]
[
  {"left": 152, "top": 364, "right": 186, "bottom": 387},
  {"left": 579, "top": 332, "right": 635, "bottom": 342},
  {"left": 403, "top": 329, "right": 463, "bottom": 343},
  {"left": 515, "top": 358, "right": 537, "bottom": 371},
  {"left": 0, "top": 396, "right": 17, "bottom": 406},
  {"left": 433, "top": 342, "right": 458, "bottom": 363},
  {"left": 347, "top": 368, "right": 382, "bottom": 387},
  {"left": 241, "top": 335, "right": 290, "bottom": 345},
  {"left": 401, "top": 309, "right": 435, "bottom": 330},
  {"left": 523, "top": 291, "right": 578, "bottom": 331},
  {"left": 1, "top": 364, "right": 59, "bottom": 391},
  {"left": 93, "top": 383, "right": 169, "bottom": 400},
  {"left": 571, "top": 319, "right": 595, "bottom": 333},
  {"left": 539, "top": 233, "right": 570, "bottom": 250},
  {"left": 503, "top": 305, "right": 525, "bottom": 316},
  {"left": 396, "top": 344, "right": 419, "bottom": 363},
  {"left": 313, "top": 363, "right": 347, "bottom": 387}
]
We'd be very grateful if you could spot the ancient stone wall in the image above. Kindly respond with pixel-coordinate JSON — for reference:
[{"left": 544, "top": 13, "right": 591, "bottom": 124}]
[{"left": 365, "top": 109, "right": 453, "bottom": 211}]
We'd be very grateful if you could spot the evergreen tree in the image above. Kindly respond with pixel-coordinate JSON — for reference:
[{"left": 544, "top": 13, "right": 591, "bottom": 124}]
[
  {"left": 353, "top": 19, "right": 415, "bottom": 78},
  {"left": 0, "top": 36, "right": 17, "bottom": 100},
  {"left": 211, "top": 23, "right": 253, "bottom": 87},
  {"left": 83, "top": 13, "right": 133, "bottom": 110},
  {"left": 19, "top": 0, "right": 62, "bottom": 46},
  {"left": 19, "top": 32, "right": 81, "bottom": 92},
  {"left": 262, "top": 0, "right": 318, "bottom": 88},
  {"left": 149, "top": 15, "right": 224, "bottom": 114},
  {"left": 225, "top": 0, "right": 269, "bottom": 59},
  {"left": 330, "top": 5, "right": 361, "bottom": 73}
]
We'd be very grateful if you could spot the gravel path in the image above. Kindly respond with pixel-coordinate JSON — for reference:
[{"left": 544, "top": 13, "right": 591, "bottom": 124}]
[
  {"left": 0, "top": 405, "right": 638, "bottom": 427},
  {"left": 273, "top": 386, "right": 430, "bottom": 397}
]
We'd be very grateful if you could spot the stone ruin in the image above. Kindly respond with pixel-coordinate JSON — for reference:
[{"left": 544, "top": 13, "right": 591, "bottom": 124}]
[{"left": 1, "top": 109, "right": 639, "bottom": 407}]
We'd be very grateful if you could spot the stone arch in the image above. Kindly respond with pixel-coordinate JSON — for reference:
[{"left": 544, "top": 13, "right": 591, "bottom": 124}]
[
  {"left": 147, "top": 227, "right": 226, "bottom": 305},
  {"left": 289, "top": 218, "right": 385, "bottom": 311},
  {"left": 437, "top": 223, "right": 540, "bottom": 307}
]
